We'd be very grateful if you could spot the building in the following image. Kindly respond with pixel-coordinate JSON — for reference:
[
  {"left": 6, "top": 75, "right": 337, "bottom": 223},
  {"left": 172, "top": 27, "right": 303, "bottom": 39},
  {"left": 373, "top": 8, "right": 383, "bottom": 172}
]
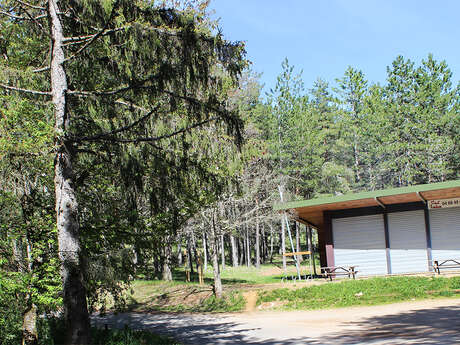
[{"left": 275, "top": 180, "right": 460, "bottom": 276}]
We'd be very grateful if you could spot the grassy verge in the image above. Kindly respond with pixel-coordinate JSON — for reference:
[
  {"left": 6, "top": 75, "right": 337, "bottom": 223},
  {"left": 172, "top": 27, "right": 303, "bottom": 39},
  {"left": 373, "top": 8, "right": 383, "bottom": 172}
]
[
  {"left": 91, "top": 327, "right": 179, "bottom": 345},
  {"left": 257, "top": 276, "right": 460, "bottom": 311},
  {"left": 38, "top": 318, "right": 179, "bottom": 345},
  {"left": 126, "top": 280, "right": 245, "bottom": 313}
]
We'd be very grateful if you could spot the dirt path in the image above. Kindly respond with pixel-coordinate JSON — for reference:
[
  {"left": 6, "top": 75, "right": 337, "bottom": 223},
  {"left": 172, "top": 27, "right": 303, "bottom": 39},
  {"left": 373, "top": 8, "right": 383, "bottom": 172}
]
[{"left": 92, "top": 298, "right": 460, "bottom": 344}]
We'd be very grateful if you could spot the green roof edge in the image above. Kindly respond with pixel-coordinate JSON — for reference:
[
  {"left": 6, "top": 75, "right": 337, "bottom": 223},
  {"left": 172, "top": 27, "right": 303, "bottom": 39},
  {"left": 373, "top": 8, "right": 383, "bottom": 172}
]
[{"left": 274, "top": 179, "right": 460, "bottom": 211}]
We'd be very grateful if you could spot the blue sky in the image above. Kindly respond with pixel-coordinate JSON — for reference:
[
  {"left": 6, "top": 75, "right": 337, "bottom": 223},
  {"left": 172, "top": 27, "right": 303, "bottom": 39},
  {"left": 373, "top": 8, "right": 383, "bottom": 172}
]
[{"left": 210, "top": 0, "right": 460, "bottom": 93}]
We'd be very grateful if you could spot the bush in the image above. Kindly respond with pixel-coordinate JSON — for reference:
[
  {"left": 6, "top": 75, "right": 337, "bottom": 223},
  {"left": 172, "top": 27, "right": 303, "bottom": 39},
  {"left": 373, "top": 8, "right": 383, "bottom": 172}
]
[
  {"left": 38, "top": 317, "right": 179, "bottom": 345},
  {"left": 196, "top": 291, "right": 245, "bottom": 312},
  {"left": 0, "top": 275, "right": 24, "bottom": 345}
]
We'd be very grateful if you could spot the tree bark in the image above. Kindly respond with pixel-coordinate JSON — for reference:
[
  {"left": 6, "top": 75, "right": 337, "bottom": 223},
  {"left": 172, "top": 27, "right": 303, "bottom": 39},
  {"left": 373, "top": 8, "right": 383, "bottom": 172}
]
[
  {"left": 255, "top": 216, "right": 260, "bottom": 269},
  {"left": 295, "top": 221, "right": 302, "bottom": 263},
  {"left": 49, "top": 0, "right": 90, "bottom": 343},
  {"left": 186, "top": 236, "right": 194, "bottom": 275},
  {"left": 281, "top": 217, "right": 286, "bottom": 270},
  {"left": 246, "top": 227, "right": 250, "bottom": 267},
  {"left": 230, "top": 234, "right": 238, "bottom": 267},
  {"left": 261, "top": 224, "right": 266, "bottom": 263},
  {"left": 269, "top": 223, "right": 274, "bottom": 263},
  {"left": 238, "top": 237, "right": 244, "bottom": 266},
  {"left": 22, "top": 237, "right": 38, "bottom": 345},
  {"left": 176, "top": 233, "right": 183, "bottom": 266},
  {"left": 22, "top": 303, "right": 38, "bottom": 345},
  {"left": 307, "top": 225, "right": 317, "bottom": 276},
  {"left": 202, "top": 232, "right": 208, "bottom": 271},
  {"left": 210, "top": 213, "right": 222, "bottom": 298},
  {"left": 162, "top": 239, "right": 173, "bottom": 281},
  {"left": 220, "top": 234, "right": 226, "bottom": 270}
]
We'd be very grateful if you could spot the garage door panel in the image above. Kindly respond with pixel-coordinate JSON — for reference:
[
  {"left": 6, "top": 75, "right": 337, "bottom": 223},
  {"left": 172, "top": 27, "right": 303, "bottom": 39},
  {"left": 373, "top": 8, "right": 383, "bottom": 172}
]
[
  {"left": 430, "top": 208, "right": 460, "bottom": 265},
  {"left": 388, "top": 210, "right": 428, "bottom": 274},
  {"left": 333, "top": 214, "right": 387, "bottom": 276}
]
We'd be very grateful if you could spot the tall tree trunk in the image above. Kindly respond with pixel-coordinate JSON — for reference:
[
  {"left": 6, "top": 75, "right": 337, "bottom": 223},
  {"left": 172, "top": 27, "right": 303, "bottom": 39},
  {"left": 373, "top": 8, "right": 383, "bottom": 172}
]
[
  {"left": 176, "top": 233, "right": 183, "bottom": 266},
  {"left": 246, "top": 227, "right": 250, "bottom": 267},
  {"left": 238, "top": 237, "right": 244, "bottom": 266},
  {"left": 187, "top": 236, "right": 194, "bottom": 275},
  {"left": 202, "top": 232, "right": 208, "bottom": 271},
  {"left": 210, "top": 212, "right": 222, "bottom": 298},
  {"left": 49, "top": 1, "right": 90, "bottom": 343},
  {"left": 261, "top": 224, "right": 266, "bottom": 263},
  {"left": 255, "top": 214, "right": 260, "bottom": 269},
  {"left": 22, "top": 237, "right": 38, "bottom": 345},
  {"left": 230, "top": 234, "right": 238, "bottom": 267},
  {"left": 295, "top": 221, "right": 302, "bottom": 263},
  {"left": 191, "top": 230, "right": 199, "bottom": 272},
  {"left": 307, "top": 225, "right": 317, "bottom": 276},
  {"left": 162, "top": 238, "right": 173, "bottom": 281},
  {"left": 22, "top": 303, "right": 38, "bottom": 345},
  {"left": 220, "top": 234, "right": 226, "bottom": 270},
  {"left": 281, "top": 217, "right": 286, "bottom": 270},
  {"left": 269, "top": 223, "right": 274, "bottom": 263}
]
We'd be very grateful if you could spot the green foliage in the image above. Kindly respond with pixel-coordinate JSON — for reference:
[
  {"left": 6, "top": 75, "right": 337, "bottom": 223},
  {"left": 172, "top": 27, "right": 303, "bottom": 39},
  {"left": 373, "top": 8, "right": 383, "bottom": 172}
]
[
  {"left": 91, "top": 326, "right": 179, "bottom": 345},
  {"left": 1, "top": 0, "right": 247, "bottom": 342},
  {"left": 257, "top": 276, "right": 460, "bottom": 311},
  {"left": 36, "top": 317, "right": 179, "bottom": 345},
  {"left": 258, "top": 54, "right": 459, "bottom": 202},
  {"left": 0, "top": 273, "right": 22, "bottom": 345}
]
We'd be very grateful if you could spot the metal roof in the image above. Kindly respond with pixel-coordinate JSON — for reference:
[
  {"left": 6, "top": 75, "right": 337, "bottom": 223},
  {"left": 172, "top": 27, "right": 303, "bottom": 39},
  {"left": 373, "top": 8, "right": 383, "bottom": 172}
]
[{"left": 274, "top": 179, "right": 460, "bottom": 230}]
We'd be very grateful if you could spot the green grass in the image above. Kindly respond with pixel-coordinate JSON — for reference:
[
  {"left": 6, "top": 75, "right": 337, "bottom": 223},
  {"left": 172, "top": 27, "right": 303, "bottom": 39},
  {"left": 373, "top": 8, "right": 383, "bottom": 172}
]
[
  {"left": 257, "top": 276, "right": 460, "bottom": 311},
  {"left": 91, "top": 326, "right": 179, "bottom": 345},
  {"left": 126, "top": 280, "right": 246, "bottom": 313},
  {"left": 38, "top": 318, "right": 179, "bottom": 345}
]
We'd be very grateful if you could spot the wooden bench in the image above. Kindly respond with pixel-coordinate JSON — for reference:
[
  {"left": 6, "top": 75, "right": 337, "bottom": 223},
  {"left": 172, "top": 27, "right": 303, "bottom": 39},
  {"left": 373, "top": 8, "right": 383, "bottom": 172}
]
[
  {"left": 432, "top": 259, "right": 460, "bottom": 274},
  {"left": 322, "top": 266, "right": 358, "bottom": 281}
]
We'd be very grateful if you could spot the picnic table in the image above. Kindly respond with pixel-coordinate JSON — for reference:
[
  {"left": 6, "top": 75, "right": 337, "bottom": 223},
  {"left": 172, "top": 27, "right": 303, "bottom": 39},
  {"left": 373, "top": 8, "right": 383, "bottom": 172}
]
[
  {"left": 432, "top": 259, "right": 460, "bottom": 274},
  {"left": 321, "top": 265, "right": 358, "bottom": 281}
]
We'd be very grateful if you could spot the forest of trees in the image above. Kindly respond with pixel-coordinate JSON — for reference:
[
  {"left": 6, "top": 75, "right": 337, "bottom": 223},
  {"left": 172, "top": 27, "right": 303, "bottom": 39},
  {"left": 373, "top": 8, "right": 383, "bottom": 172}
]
[{"left": 0, "top": 1, "right": 459, "bottom": 344}]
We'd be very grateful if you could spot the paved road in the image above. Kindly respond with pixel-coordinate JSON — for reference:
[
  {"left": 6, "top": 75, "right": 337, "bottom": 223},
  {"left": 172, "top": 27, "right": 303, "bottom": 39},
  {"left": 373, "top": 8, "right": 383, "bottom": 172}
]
[{"left": 92, "top": 298, "right": 460, "bottom": 344}]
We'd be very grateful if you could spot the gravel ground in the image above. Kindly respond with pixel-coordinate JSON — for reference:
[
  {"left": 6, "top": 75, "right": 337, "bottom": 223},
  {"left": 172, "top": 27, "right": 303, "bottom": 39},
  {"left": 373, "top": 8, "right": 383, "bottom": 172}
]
[{"left": 92, "top": 298, "right": 460, "bottom": 344}]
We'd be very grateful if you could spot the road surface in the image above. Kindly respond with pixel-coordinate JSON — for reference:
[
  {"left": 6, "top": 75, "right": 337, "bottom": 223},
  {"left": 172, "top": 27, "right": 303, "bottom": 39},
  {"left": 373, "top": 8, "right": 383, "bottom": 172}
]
[{"left": 92, "top": 298, "right": 460, "bottom": 344}]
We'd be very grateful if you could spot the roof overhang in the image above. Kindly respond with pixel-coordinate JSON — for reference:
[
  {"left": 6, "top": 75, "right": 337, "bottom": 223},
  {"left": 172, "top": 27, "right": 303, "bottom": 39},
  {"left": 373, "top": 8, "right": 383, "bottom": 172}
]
[{"left": 274, "top": 180, "right": 460, "bottom": 231}]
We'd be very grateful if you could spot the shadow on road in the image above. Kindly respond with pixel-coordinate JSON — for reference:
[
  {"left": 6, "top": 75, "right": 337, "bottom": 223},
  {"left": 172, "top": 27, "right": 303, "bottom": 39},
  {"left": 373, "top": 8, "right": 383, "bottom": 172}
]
[
  {"left": 317, "top": 304, "right": 460, "bottom": 345},
  {"left": 92, "top": 304, "right": 460, "bottom": 344}
]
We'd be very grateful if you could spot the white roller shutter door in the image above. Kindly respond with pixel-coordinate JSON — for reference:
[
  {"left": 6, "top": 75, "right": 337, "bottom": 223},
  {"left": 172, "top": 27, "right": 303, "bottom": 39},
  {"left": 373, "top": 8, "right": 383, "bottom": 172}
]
[
  {"left": 388, "top": 210, "right": 428, "bottom": 274},
  {"left": 430, "top": 208, "right": 460, "bottom": 267},
  {"left": 333, "top": 214, "right": 387, "bottom": 276}
]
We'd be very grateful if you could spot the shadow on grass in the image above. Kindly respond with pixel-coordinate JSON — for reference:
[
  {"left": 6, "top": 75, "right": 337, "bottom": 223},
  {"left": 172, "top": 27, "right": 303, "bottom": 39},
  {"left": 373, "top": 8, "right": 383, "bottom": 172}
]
[
  {"left": 93, "top": 304, "right": 460, "bottom": 344},
  {"left": 171, "top": 270, "right": 251, "bottom": 285}
]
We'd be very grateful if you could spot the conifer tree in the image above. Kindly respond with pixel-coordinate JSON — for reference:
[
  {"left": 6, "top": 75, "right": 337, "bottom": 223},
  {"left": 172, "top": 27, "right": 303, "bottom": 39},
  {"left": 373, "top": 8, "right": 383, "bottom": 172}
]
[{"left": 0, "top": 1, "right": 246, "bottom": 343}]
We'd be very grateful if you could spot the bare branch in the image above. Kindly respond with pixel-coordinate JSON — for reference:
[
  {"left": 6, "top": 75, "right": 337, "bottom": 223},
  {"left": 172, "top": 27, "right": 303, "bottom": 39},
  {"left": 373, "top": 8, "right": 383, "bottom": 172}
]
[
  {"left": 68, "top": 86, "right": 132, "bottom": 97},
  {"left": 71, "top": 88, "right": 228, "bottom": 116},
  {"left": 63, "top": 27, "right": 124, "bottom": 43},
  {"left": 0, "top": 83, "right": 51, "bottom": 96},
  {"left": 0, "top": 9, "right": 27, "bottom": 20},
  {"left": 73, "top": 116, "right": 217, "bottom": 144},
  {"left": 32, "top": 65, "right": 50, "bottom": 73},
  {"left": 0, "top": 10, "right": 47, "bottom": 20},
  {"left": 17, "top": 2, "right": 51, "bottom": 38},
  {"left": 63, "top": 34, "right": 95, "bottom": 43},
  {"left": 114, "top": 99, "right": 150, "bottom": 113},
  {"left": 70, "top": 104, "right": 160, "bottom": 142},
  {"left": 63, "top": 1, "right": 121, "bottom": 63},
  {"left": 15, "top": 0, "right": 46, "bottom": 10}
]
